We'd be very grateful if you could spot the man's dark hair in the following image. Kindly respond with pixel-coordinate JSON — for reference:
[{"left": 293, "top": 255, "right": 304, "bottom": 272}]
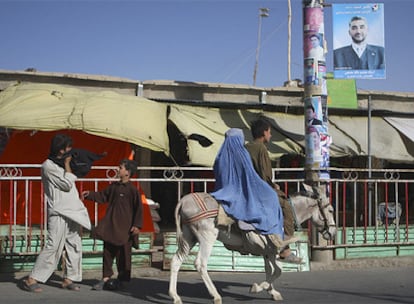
[
  {"left": 306, "top": 104, "right": 316, "bottom": 113},
  {"left": 49, "top": 134, "right": 73, "bottom": 157},
  {"left": 349, "top": 16, "right": 367, "bottom": 26},
  {"left": 120, "top": 159, "right": 138, "bottom": 177},
  {"left": 250, "top": 118, "right": 271, "bottom": 139}
]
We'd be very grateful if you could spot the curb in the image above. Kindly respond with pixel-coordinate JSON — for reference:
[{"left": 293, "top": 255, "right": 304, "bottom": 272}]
[
  {"left": 310, "top": 256, "right": 414, "bottom": 271},
  {"left": 6, "top": 257, "right": 414, "bottom": 281}
]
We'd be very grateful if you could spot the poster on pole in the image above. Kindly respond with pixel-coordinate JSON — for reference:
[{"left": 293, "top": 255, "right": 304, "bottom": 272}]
[
  {"left": 304, "top": 96, "right": 330, "bottom": 169},
  {"left": 303, "top": 6, "right": 327, "bottom": 90},
  {"left": 333, "top": 3, "right": 385, "bottom": 79}
]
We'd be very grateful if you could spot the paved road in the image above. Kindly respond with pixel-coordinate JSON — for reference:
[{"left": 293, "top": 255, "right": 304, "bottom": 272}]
[{"left": 2, "top": 265, "right": 414, "bottom": 304}]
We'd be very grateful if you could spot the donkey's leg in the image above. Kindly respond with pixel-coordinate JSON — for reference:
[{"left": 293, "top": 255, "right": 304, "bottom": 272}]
[
  {"left": 169, "top": 225, "right": 197, "bottom": 304},
  {"left": 193, "top": 221, "right": 222, "bottom": 304},
  {"left": 250, "top": 254, "right": 283, "bottom": 301},
  {"left": 250, "top": 255, "right": 271, "bottom": 293},
  {"left": 265, "top": 255, "right": 283, "bottom": 301}
]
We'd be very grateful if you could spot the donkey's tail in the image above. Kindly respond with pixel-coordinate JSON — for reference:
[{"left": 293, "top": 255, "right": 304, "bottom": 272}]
[{"left": 174, "top": 196, "right": 184, "bottom": 246}]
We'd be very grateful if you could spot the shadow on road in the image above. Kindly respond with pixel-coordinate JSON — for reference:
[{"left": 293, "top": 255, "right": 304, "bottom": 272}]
[{"left": 112, "top": 277, "right": 266, "bottom": 303}]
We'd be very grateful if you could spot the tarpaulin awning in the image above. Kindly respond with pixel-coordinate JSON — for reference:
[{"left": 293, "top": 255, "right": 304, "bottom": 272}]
[
  {"left": 329, "top": 116, "right": 414, "bottom": 162},
  {"left": 0, "top": 83, "right": 169, "bottom": 154},
  {"left": 384, "top": 117, "right": 414, "bottom": 142},
  {"left": 2, "top": 83, "right": 411, "bottom": 166},
  {"left": 168, "top": 105, "right": 303, "bottom": 166},
  {"left": 168, "top": 104, "right": 414, "bottom": 166}
]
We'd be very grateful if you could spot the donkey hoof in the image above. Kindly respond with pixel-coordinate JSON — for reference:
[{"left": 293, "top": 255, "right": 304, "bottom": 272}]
[{"left": 250, "top": 283, "right": 262, "bottom": 293}]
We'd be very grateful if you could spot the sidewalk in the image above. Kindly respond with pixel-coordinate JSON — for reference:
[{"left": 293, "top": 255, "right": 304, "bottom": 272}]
[
  {"left": 84, "top": 255, "right": 414, "bottom": 279},
  {"left": 7, "top": 254, "right": 413, "bottom": 282}
]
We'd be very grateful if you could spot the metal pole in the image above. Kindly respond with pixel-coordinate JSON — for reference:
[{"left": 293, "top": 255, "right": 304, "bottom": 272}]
[
  {"left": 253, "top": 8, "right": 269, "bottom": 86},
  {"left": 287, "top": 0, "right": 292, "bottom": 83},
  {"left": 368, "top": 95, "right": 372, "bottom": 225}
]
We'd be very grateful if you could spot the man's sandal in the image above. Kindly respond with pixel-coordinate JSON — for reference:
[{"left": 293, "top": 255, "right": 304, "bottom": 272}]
[
  {"left": 22, "top": 279, "right": 43, "bottom": 293},
  {"left": 61, "top": 282, "right": 80, "bottom": 291}
]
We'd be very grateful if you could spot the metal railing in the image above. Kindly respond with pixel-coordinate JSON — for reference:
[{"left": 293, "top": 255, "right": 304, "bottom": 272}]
[{"left": 1, "top": 165, "right": 413, "bottom": 256}]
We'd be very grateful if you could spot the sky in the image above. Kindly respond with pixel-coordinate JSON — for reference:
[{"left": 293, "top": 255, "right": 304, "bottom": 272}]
[{"left": 1, "top": 0, "right": 413, "bottom": 93}]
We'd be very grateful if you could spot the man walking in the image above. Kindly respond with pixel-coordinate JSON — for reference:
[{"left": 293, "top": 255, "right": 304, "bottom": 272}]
[{"left": 23, "top": 134, "right": 91, "bottom": 292}]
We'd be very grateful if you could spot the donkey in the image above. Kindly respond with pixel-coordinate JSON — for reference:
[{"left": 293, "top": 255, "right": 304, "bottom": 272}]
[{"left": 168, "top": 183, "right": 336, "bottom": 303}]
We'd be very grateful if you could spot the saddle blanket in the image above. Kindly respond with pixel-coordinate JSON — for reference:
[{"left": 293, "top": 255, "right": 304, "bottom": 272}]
[
  {"left": 182, "top": 193, "right": 219, "bottom": 224},
  {"left": 182, "top": 193, "right": 253, "bottom": 231}
]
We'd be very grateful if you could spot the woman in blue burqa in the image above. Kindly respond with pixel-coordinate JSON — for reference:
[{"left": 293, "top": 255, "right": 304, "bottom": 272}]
[{"left": 211, "top": 128, "right": 285, "bottom": 239}]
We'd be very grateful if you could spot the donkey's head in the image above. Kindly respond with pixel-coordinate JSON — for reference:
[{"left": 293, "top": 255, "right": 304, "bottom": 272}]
[{"left": 301, "top": 183, "right": 336, "bottom": 241}]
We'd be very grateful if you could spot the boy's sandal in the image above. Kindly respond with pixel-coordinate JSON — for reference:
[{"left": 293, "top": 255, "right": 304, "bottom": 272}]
[
  {"left": 92, "top": 280, "right": 106, "bottom": 291},
  {"left": 22, "top": 279, "right": 43, "bottom": 293},
  {"left": 278, "top": 252, "right": 304, "bottom": 264}
]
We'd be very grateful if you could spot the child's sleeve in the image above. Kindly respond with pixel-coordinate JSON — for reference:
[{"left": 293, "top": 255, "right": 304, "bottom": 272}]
[
  {"left": 132, "top": 190, "right": 143, "bottom": 229},
  {"left": 85, "top": 185, "right": 111, "bottom": 203}
]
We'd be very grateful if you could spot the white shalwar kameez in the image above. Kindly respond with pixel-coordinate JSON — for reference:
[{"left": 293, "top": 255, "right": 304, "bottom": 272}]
[{"left": 30, "top": 159, "right": 91, "bottom": 283}]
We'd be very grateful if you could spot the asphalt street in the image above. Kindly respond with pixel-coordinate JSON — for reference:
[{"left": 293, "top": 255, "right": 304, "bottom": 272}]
[{"left": 2, "top": 264, "right": 414, "bottom": 304}]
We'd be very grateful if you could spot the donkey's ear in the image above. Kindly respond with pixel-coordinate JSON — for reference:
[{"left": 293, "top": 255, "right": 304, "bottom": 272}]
[
  {"left": 312, "top": 185, "right": 320, "bottom": 196},
  {"left": 301, "top": 183, "right": 313, "bottom": 193},
  {"left": 301, "top": 183, "right": 320, "bottom": 199}
]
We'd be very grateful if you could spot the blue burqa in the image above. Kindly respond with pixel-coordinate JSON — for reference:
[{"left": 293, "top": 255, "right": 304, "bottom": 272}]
[{"left": 210, "top": 128, "right": 284, "bottom": 237}]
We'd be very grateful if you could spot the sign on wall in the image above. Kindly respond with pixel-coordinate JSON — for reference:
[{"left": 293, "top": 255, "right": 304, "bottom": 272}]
[{"left": 326, "top": 73, "right": 358, "bottom": 109}]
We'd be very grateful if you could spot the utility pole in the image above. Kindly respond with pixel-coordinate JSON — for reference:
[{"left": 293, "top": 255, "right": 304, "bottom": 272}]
[
  {"left": 253, "top": 8, "right": 269, "bottom": 86},
  {"left": 302, "top": 0, "right": 329, "bottom": 184},
  {"left": 302, "top": 0, "right": 332, "bottom": 263}
]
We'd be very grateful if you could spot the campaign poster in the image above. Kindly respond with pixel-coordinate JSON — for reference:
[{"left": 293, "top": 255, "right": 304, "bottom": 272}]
[
  {"left": 332, "top": 3, "right": 385, "bottom": 79},
  {"left": 304, "top": 6, "right": 326, "bottom": 87},
  {"left": 304, "top": 58, "right": 316, "bottom": 85},
  {"left": 304, "top": 96, "right": 330, "bottom": 167}
]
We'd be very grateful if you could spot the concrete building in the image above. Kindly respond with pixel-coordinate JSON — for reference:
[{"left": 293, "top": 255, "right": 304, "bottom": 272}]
[{"left": 1, "top": 69, "right": 413, "bottom": 225}]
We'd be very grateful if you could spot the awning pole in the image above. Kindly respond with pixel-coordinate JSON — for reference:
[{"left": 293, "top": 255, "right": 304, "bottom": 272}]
[{"left": 368, "top": 94, "right": 372, "bottom": 225}]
